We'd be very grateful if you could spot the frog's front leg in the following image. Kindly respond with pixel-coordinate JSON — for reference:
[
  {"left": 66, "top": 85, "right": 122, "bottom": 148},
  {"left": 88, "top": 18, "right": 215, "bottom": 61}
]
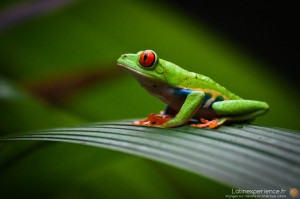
[
  {"left": 162, "top": 91, "right": 205, "bottom": 128},
  {"left": 193, "top": 100, "right": 269, "bottom": 128}
]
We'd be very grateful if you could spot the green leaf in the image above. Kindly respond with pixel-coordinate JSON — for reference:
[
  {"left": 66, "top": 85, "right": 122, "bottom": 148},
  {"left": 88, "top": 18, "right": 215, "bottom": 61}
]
[{"left": 1, "top": 121, "right": 299, "bottom": 190}]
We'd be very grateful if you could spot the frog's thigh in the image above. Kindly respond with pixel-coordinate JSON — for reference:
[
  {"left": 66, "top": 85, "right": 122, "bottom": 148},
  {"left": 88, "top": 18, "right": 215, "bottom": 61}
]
[{"left": 212, "top": 100, "right": 269, "bottom": 115}]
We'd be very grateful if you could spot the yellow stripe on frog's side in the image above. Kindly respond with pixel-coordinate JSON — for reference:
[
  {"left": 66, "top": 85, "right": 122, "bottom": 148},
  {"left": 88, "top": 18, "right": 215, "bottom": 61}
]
[
  {"left": 180, "top": 87, "right": 234, "bottom": 109},
  {"left": 196, "top": 88, "right": 230, "bottom": 100},
  {"left": 197, "top": 88, "right": 229, "bottom": 109},
  {"left": 181, "top": 87, "right": 230, "bottom": 100}
]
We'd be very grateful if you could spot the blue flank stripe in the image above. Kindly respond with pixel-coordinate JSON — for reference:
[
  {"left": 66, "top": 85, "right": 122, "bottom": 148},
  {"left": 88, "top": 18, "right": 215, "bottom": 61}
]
[
  {"left": 174, "top": 88, "right": 192, "bottom": 96},
  {"left": 163, "top": 105, "right": 170, "bottom": 115},
  {"left": 174, "top": 88, "right": 224, "bottom": 109}
]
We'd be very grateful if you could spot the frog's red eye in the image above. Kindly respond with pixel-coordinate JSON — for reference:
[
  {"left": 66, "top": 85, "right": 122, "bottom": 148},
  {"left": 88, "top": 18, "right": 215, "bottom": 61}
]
[{"left": 139, "top": 50, "right": 157, "bottom": 67}]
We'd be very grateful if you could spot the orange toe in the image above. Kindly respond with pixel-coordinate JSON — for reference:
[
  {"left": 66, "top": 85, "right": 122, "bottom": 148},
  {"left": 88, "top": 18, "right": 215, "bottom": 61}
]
[
  {"left": 133, "top": 113, "right": 172, "bottom": 127},
  {"left": 191, "top": 118, "right": 221, "bottom": 129}
]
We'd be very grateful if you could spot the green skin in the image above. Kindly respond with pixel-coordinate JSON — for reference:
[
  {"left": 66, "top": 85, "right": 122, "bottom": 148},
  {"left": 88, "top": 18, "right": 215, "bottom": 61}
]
[{"left": 117, "top": 50, "right": 269, "bottom": 128}]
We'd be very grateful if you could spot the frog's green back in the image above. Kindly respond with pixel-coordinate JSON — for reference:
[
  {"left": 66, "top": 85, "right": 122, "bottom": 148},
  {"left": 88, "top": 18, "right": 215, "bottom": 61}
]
[{"left": 159, "top": 59, "right": 242, "bottom": 100}]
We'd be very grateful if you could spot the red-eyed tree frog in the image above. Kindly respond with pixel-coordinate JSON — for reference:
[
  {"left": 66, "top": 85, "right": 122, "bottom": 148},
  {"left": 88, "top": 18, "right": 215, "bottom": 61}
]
[{"left": 117, "top": 50, "right": 269, "bottom": 128}]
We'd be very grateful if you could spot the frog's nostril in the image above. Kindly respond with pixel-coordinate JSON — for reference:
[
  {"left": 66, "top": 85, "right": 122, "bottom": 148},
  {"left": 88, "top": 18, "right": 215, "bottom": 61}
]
[{"left": 122, "top": 54, "right": 128, "bottom": 59}]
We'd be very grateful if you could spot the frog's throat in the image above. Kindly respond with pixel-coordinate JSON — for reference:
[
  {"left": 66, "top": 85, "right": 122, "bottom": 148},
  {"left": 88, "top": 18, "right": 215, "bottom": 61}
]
[{"left": 117, "top": 63, "right": 171, "bottom": 100}]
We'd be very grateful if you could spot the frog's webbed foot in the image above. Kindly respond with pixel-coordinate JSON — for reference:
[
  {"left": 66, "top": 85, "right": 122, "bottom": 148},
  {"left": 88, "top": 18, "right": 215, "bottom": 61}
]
[
  {"left": 132, "top": 113, "right": 172, "bottom": 127},
  {"left": 191, "top": 118, "right": 225, "bottom": 129}
]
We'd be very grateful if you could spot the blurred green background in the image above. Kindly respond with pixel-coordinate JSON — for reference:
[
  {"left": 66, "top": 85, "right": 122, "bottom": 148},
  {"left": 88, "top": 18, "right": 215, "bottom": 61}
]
[{"left": 0, "top": 0, "right": 299, "bottom": 198}]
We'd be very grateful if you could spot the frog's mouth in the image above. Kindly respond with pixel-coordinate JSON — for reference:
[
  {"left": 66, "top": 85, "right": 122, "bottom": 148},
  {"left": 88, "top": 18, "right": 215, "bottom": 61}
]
[{"left": 117, "top": 63, "right": 153, "bottom": 79}]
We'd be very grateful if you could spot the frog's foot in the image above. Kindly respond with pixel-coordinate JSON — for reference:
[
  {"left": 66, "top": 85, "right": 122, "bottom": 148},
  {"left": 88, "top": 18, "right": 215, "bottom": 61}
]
[
  {"left": 132, "top": 113, "right": 172, "bottom": 127},
  {"left": 191, "top": 118, "right": 224, "bottom": 129}
]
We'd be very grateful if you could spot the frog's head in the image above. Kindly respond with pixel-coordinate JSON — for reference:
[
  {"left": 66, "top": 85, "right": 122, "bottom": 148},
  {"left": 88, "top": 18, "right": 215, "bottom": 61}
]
[
  {"left": 117, "top": 50, "right": 186, "bottom": 87},
  {"left": 117, "top": 50, "right": 165, "bottom": 81}
]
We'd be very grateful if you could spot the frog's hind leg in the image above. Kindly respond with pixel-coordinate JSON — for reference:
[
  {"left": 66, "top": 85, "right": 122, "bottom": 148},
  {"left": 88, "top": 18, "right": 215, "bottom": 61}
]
[
  {"left": 212, "top": 100, "right": 269, "bottom": 126},
  {"left": 192, "top": 100, "right": 269, "bottom": 128}
]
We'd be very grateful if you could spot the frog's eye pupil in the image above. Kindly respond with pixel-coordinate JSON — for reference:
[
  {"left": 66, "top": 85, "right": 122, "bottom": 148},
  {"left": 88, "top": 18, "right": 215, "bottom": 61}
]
[
  {"left": 143, "top": 53, "right": 148, "bottom": 61},
  {"left": 139, "top": 50, "right": 156, "bottom": 67}
]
